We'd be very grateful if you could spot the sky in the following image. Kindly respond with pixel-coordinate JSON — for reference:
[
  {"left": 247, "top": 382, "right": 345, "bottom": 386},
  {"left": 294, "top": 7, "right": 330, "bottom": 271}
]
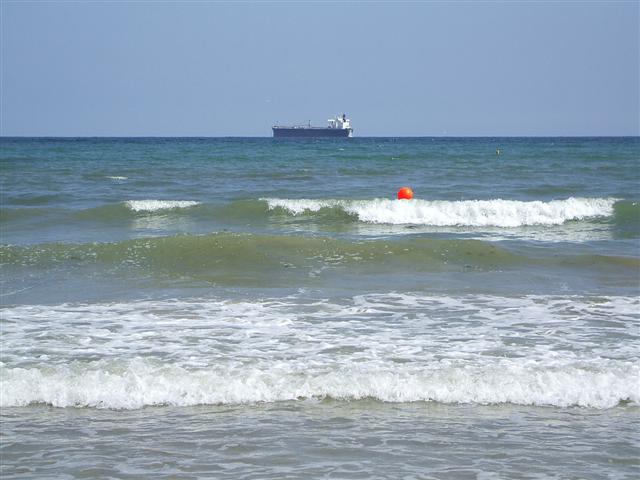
[{"left": 1, "top": 1, "right": 638, "bottom": 137}]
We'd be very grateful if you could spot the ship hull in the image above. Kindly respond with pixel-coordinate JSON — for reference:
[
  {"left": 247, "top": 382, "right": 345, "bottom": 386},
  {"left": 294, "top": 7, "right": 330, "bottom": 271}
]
[{"left": 272, "top": 127, "right": 353, "bottom": 138}]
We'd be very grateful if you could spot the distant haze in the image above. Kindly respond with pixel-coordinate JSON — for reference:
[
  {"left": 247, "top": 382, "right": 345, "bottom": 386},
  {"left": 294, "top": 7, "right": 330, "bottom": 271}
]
[{"left": 1, "top": 1, "right": 638, "bottom": 137}]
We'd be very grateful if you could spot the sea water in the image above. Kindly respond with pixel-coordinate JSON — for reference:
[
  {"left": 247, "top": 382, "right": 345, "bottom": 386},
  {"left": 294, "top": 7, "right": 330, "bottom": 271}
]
[{"left": 1, "top": 137, "right": 638, "bottom": 478}]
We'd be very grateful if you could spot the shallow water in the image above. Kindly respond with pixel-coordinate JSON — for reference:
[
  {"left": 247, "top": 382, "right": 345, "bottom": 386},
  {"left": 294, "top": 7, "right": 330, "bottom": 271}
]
[{"left": 2, "top": 402, "right": 639, "bottom": 479}]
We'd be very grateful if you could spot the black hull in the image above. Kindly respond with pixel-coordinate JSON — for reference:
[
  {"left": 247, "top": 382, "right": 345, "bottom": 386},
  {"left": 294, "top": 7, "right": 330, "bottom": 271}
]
[{"left": 272, "top": 127, "right": 352, "bottom": 138}]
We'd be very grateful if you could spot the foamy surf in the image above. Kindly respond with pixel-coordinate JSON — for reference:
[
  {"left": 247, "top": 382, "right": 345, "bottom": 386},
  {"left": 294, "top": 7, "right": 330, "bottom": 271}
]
[
  {"left": 263, "top": 197, "right": 617, "bottom": 227},
  {"left": 2, "top": 294, "right": 638, "bottom": 410},
  {"left": 125, "top": 200, "right": 200, "bottom": 212},
  {"left": 2, "top": 358, "right": 637, "bottom": 410}
]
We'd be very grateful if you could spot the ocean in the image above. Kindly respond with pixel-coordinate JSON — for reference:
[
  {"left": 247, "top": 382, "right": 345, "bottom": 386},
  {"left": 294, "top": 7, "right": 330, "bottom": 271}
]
[{"left": 1, "top": 136, "right": 638, "bottom": 479}]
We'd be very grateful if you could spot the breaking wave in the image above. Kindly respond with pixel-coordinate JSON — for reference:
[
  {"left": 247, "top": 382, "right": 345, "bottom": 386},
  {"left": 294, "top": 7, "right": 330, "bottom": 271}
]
[
  {"left": 2, "top": 198, "right": 629, "bottom": 240},
  {"left": 263, "top": 197, "right": 617, "bottom": 227},
  {"left": 124, "top": 200, "right": 200, "bottom": 212},
  {"left": 3, "top": 359, "right": 637, "bottom": 410},
  {"left": 1, "top": 294, "right": 638, "bottom": 410}
]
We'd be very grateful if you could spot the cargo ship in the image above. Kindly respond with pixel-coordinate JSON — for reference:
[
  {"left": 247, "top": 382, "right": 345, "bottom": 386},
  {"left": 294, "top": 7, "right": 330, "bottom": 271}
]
[{"left": 272, "top": 114, "right": 353, "bottom": 138}]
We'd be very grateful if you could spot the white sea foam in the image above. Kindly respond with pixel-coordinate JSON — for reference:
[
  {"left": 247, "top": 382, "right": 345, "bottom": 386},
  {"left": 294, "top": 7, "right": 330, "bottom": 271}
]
[
  {"left": 125, "top": 200, "right": 200, "bottom": 212},
  {"left": 106, "top": 176, "right": 128, "bottom": 180},
  {"left": 263, "top": 197, "right": 617, "bottom": 227},
  {"left": 3, "top": 358, "right": 637, "bottom": 410},
  {"left": 1, "top": 294, "right": 638, "bottom": 410}
]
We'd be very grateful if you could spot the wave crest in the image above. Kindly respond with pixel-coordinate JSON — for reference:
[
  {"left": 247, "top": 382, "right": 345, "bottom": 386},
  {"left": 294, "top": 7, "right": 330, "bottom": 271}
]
[
  {"left": 264, "top": 197, "right": 617, "bottom": 227},
  {"left": 2, "top": 359, "right": 636, "bottom": 410},
  {"left": 2, "top": 294, "right": 638, "bottom": 410},
  {"left": 125, "top": 200, "right": 200, "bottom": 212}
]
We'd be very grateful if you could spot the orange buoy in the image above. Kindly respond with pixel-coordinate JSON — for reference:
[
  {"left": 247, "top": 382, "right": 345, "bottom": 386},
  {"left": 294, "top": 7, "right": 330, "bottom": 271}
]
[{"left": 397, "top": 186, "right": 414, "bottom": 200}]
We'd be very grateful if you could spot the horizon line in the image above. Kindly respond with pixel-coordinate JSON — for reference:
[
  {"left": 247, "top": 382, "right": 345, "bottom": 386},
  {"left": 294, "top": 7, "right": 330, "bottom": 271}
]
[{"left": 2, "top": 134, "right": 639, "bottom": 139}]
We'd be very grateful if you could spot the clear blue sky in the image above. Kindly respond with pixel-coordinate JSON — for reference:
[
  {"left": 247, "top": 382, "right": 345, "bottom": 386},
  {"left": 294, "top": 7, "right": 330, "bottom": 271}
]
[{"left": 1, "top": 1, "right": 638, "bottom": 136}]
